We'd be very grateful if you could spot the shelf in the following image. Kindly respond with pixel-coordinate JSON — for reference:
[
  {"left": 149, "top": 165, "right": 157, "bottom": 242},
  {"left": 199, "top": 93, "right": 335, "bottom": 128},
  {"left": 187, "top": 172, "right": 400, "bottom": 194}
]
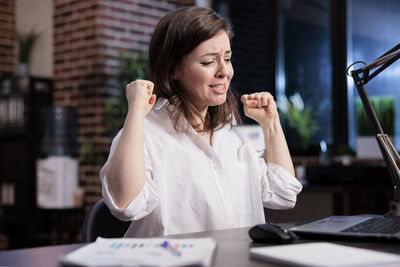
[{"left": 0, "top": 76, "right": 53, "bottom": 249}]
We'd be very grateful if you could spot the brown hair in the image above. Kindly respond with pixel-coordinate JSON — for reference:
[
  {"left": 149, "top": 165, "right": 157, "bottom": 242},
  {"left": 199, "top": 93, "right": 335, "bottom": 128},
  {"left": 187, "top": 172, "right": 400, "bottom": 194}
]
[{"left": 149, "top": 6, "right": 241, "bottom": 132}]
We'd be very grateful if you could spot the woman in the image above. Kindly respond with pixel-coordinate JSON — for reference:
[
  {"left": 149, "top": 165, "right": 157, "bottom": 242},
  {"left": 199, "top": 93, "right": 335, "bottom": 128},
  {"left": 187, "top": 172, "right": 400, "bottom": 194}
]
[{"left": 100, "top": 6, "right": 302, "bottom": 237}]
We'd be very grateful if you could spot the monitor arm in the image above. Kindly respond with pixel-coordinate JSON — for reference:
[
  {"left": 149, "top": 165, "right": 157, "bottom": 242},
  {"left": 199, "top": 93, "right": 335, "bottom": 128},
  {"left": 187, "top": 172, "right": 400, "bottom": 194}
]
[{"left": 350, "top": 43, "right": 400, "bottom": 217}]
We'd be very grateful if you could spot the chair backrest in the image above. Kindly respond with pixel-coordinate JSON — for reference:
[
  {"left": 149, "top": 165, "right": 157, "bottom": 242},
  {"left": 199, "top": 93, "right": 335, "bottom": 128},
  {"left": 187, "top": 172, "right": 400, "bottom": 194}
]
[{"left": 82, "top": 199, "right": 131, "bottom": 242}]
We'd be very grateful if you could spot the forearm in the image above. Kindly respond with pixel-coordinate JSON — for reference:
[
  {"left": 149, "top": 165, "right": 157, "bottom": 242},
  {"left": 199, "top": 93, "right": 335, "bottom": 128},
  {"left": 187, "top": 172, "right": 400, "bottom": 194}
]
[
  {"left": 106, "top": 109, "right": 146, "bottom": 208},
  {"left": 261, "top": 119, "right": 295, "bottom": 176}
]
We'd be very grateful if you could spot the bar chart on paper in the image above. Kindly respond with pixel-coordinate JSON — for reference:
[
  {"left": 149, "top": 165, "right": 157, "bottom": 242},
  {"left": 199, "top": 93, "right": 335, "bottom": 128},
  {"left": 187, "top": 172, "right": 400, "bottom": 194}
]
[{"left": 60, "top": 237, "right": 216, "bottom": 266}]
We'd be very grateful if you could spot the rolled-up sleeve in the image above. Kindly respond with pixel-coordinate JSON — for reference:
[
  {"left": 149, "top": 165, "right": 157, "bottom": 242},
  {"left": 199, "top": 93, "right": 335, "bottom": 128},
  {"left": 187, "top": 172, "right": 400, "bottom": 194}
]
[
  {"left": 101, "top": 169, "right": 159, "bottom": 221},
  {"left": 260, "top": 160, "right": 303, "bottom": 210},
  {"left": 99, "top": 130, "right": 160, "bottom": 221}
]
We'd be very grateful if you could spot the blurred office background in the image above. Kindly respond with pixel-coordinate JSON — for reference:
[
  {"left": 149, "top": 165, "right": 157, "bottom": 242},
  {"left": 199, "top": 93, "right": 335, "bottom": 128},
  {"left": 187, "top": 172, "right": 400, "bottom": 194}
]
[{"left": 0, "top": 0, "right": 400, "bottom": 250}]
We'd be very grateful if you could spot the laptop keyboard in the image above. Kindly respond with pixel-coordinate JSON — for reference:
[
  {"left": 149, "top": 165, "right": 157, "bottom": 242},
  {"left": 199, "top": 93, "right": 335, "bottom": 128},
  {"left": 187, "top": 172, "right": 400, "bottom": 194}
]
[{"left": 342, "top": 217, "right": 400, "bottom": 235}]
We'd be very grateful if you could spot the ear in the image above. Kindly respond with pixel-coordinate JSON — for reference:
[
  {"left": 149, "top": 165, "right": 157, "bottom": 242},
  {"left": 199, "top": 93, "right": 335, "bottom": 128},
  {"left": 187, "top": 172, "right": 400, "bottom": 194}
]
[{"left": 173, "top": 66, "right": 181, "bottom": 80}]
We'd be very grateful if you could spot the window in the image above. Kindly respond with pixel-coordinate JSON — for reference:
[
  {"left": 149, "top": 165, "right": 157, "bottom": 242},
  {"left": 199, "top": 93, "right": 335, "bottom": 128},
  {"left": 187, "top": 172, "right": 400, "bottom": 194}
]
[
  {"left": 215, "top": 0, "right": 400, "bottom": 156},
  {"left": 347, "top": 0, "right": 400, "bottom": 150},
  {"left": 277, "top": 0, "right": 332, "bottom": 153}
]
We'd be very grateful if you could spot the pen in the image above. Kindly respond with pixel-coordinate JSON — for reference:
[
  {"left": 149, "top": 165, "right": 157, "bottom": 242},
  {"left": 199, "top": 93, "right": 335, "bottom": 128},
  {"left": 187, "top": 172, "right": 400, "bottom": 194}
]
[{"left": 162, "top": 240, "right": 182, "bottom": 256}]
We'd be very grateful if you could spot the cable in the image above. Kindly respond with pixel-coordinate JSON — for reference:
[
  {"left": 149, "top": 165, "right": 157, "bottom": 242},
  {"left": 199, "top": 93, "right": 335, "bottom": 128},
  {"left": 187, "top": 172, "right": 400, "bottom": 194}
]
[{"left": 346, "top": 61, "right": 367, "bottom": 76}]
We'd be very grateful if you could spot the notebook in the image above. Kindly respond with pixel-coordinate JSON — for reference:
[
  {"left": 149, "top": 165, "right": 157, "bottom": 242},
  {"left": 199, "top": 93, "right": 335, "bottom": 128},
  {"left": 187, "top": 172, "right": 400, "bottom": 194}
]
[
  {"left": 289, "top": 214, "right": 400, "bottom": 241},
  {"left": 59, "top": 237, "right": 216, "bottom": 266},
  {"left": 250, "top": 242, "right": 400, "bottom": 266}
]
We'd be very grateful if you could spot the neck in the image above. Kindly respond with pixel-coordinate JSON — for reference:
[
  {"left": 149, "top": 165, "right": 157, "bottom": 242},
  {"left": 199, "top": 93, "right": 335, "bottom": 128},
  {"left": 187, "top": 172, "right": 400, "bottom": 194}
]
[
  {"left": 198, "top": 106, "right": 208, "bottom": 119},
  {"left": 192, "top": 106, "right": 208, "bottom": 131},
  {"left": 199, "top": 128, "right": 213, "bottom": 146}
]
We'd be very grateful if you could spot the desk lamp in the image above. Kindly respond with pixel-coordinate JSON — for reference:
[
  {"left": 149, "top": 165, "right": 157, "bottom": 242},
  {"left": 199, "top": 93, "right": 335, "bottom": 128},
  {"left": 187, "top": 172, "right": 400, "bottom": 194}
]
[{"left": 350, "top": 43, "right": 400, "bottom": 217}]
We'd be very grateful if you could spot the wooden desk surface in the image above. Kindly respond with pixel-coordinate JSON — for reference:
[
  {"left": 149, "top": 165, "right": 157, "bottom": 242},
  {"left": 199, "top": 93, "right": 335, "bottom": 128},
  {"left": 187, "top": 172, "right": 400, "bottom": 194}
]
[
  {"left": 0, "top": 243, "right": 84, "bottom": 267},
  {"left": 2, "top": 224, "right": 400, "bottom": 267}
]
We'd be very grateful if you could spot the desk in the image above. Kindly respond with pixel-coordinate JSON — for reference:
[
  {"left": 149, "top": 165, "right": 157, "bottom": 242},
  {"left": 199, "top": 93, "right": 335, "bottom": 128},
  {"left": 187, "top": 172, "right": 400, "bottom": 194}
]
[
  {"left": 2, "top": 224, "right": 400, "bottom": 267},
  {"left": 0, "top": 243, "right": 84, "bottom": 267}
]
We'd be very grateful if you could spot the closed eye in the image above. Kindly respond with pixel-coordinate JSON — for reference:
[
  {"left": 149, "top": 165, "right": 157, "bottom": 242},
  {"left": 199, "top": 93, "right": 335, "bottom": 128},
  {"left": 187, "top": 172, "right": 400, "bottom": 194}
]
[{"left": 201, "top": 61, "right": 215, "bottom": 66}]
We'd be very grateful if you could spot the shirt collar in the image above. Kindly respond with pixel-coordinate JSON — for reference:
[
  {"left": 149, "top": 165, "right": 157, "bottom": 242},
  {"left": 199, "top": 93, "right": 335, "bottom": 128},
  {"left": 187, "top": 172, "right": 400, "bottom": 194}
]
[
  {"left": 152, "top": 97, "right": 235, "bottom": 134},
  {"left": 153, "top": 98, "right": 168, "bottom": 110}
]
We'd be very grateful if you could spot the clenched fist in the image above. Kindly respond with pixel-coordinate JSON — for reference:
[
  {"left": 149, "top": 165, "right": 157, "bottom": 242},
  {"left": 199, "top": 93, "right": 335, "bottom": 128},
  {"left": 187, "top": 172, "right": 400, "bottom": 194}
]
[
  {"left": 126, "top": 80, "right": 157, "bottom": 117},
  {"left": 241, "top": 92, "right": 279, "bottom": 128}
]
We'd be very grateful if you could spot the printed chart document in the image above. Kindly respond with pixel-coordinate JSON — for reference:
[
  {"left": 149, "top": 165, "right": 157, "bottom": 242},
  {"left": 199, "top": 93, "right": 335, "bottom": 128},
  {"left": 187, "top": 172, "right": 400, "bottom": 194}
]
[
  {"left": 250, "top": 242, "right": 400, "bottom": 267},
  {"left": 60, "top": 237, "right": 216, "bottom": 266}
]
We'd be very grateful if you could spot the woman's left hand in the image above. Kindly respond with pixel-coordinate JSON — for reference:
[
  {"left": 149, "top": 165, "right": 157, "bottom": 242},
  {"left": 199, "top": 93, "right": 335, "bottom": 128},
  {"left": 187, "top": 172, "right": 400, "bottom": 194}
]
[{"left": 241, "top": 92, "right": 279, "bottom": 128}]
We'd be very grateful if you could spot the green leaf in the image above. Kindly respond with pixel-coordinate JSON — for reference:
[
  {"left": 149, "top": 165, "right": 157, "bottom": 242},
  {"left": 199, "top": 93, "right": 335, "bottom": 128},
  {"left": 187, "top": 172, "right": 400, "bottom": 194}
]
[
  {"left": 277, "top": 92, "right": 320, "bottom": 149},
  {"left": 356, "top": 96, "right": 395, "bottom": 136}
]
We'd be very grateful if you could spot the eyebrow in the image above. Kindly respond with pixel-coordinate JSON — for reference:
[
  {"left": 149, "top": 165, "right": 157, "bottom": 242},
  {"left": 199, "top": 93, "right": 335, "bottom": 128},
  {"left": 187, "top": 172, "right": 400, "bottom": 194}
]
[{"left": 200, "top": 51, "right": 232, "bottom": 57}]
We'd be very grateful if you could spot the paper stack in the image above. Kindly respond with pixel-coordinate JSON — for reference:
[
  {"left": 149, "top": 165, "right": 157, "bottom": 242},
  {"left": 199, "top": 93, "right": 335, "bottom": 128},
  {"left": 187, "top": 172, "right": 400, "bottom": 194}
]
[
  {"left": 250, "top": 242, "right": 400, "bottom": 267},
  {"left": 60, "top": 237, "right": 216, "bottom": 267}
]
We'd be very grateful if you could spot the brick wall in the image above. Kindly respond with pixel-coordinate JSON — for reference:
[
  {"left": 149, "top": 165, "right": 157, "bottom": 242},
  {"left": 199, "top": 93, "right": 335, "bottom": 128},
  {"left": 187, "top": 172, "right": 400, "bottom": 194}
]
[
  {"left": 53, "top": 0, "right": 188, "bottom": 209},
  {"left": 0, "top": 0, "right": 15, "bottom": 75}
]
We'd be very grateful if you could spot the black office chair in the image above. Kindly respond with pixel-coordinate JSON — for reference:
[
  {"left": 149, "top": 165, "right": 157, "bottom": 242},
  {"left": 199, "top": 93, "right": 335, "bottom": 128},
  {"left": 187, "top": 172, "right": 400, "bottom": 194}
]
[{"left": 82, "top": 199, "right": 131, "bottom": 242}]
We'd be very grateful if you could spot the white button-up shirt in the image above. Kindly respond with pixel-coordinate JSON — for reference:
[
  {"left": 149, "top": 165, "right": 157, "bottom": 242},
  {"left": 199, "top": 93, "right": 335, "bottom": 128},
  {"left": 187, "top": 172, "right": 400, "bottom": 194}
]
[{"left": 100, "top": 98, "right": 302, "bottom": 237}]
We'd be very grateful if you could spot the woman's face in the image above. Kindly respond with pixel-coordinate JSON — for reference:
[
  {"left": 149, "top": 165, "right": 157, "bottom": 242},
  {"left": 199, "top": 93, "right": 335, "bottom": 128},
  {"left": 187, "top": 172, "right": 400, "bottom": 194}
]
[{"left": 174, "top": 30, "right": 234, "bottom": 113}]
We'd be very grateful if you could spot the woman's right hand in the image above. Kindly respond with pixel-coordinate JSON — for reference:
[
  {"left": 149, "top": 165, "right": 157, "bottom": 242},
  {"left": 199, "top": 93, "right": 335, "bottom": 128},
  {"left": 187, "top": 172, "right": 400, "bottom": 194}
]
[{"left": 126, "top": 80, "right": 157, "bottom": 117}]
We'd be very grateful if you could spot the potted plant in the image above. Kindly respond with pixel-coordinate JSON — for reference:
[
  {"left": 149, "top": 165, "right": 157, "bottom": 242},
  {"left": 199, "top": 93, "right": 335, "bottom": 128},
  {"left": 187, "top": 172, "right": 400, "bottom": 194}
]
[
  {"left": 276, "top": 92, "right": 319, "bottom": 151},
  {"left": 15, "top": 29, "right": 39, "bottom": 93},
  {"left": 16, "top": 29, "right": 39, "bottom": 76},
  {"left": 356, "top": 96, "right": 395, "bottom": 159}
]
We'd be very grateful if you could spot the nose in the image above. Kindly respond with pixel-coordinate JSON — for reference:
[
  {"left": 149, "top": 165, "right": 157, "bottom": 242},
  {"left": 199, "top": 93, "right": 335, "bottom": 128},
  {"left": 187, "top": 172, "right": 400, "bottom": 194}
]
[{"left": 216, "top": 60, "right": 229, "bottom": 78}]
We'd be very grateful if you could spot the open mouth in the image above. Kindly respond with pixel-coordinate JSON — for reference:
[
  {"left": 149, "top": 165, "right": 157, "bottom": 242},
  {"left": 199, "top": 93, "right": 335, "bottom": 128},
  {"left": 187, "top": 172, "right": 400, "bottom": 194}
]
[{"left": 209, "top": 84, "right": 226, "bottom": 94}]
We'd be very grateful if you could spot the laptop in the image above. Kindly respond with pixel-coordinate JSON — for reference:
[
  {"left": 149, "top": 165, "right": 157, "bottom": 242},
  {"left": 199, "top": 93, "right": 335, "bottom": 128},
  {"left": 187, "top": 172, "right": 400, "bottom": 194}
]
[{"left": 289, "top": 214, "right": 400, "bottom": 241}]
